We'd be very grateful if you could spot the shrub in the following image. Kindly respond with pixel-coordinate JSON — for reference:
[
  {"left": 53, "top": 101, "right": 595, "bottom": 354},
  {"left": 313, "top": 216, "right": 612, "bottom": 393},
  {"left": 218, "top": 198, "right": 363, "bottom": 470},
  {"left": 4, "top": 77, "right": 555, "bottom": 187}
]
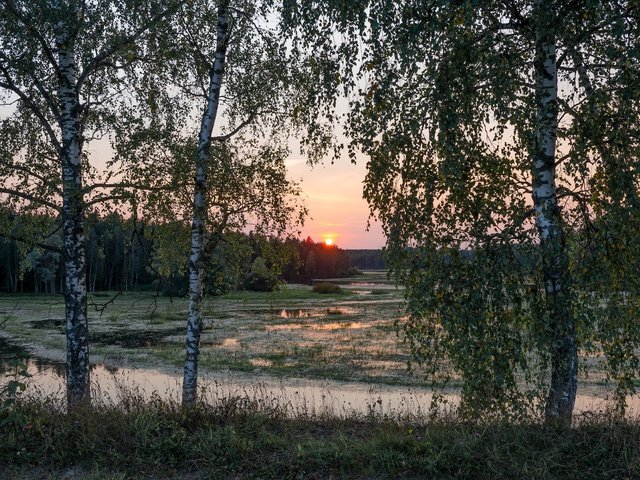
[
  {"left": 345, "top": 267, "right": 363, "bottom": 277},
  {"left": 244, "top": 257, "right": 279, "bottom": 292},
  {"left": 312, "top": 282, "right": 342, "bottom": 294}
]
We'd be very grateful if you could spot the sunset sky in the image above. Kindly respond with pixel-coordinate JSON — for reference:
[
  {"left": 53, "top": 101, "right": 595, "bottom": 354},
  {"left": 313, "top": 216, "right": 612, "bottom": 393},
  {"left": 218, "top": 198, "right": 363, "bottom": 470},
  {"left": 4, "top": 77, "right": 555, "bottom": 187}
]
[
  {"left": 83, "top": 137, "right": 385, "bottom": 250},
  {"left": 1, "top": 96, "right": 383, "bottom": 250},
  {"left": 286, "top": 156, "right": 385, "bottom": 250}
]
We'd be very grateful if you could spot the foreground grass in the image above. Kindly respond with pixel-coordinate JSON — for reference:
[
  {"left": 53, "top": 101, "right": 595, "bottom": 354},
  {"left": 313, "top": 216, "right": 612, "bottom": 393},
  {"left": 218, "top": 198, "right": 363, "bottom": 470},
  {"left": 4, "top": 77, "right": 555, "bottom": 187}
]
[{"left": 1, "top": 395, "right": 639, "bottom": 479}]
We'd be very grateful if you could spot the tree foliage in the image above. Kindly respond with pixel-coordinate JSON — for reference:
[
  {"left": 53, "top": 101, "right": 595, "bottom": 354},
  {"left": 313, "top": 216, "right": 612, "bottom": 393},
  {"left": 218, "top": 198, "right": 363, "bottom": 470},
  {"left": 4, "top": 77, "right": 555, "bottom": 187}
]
[
  {"left": 113, "top": 0, "right": 337, "bottom": 406},
  {"left": 0, "top": 0, "right": 180, "bottom": 408},
  {"left": 284, "top": 0, "right": 640, "bottom": 421}
]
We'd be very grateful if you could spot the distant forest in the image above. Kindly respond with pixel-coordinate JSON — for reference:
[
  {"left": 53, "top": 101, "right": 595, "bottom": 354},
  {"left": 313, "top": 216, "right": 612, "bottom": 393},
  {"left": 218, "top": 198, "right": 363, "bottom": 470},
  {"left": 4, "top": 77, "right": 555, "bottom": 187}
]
[{"left": 0, "top": 213, "right": 386, "bottom": 295}]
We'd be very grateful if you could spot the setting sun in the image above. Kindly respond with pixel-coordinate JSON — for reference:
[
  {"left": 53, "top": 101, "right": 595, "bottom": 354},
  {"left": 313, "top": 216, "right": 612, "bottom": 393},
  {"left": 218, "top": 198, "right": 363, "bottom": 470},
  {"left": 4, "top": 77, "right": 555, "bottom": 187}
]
[{"left": 323, "top": 238, "right": 334, "bottom": 246}]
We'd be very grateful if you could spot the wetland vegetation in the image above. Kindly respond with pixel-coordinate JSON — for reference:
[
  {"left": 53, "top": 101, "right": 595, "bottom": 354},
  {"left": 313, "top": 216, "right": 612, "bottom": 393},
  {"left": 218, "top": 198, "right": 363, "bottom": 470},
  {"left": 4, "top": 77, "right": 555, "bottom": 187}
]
[
  {"left": 0, "top": 272, "right": 412, "bottom": 387},
  {"left": 3, "top": 0, "right": 640, "bottom": 477},
  {"left": 2, "top": 271, "right": 639, "bottom": 479},
  {"left": 3, "top": 274, "right": 639, "bottom": 478},
  {"left": 1, "top": 271, "right": 638, "bottom": 408},
  {"left": 0, "top": 273, "right": 627, "bottom": 395}
]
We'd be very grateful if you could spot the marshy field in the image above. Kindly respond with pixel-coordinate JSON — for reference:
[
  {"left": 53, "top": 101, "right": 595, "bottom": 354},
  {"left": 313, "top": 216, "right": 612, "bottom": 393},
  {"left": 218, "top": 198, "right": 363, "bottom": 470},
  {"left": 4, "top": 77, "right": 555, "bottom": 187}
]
[
  {"left": 2, "top": 271, "right": 640, "bottom": 479},
  {"left": 0, "top": 271, "right": 413, "bottom": 391}
]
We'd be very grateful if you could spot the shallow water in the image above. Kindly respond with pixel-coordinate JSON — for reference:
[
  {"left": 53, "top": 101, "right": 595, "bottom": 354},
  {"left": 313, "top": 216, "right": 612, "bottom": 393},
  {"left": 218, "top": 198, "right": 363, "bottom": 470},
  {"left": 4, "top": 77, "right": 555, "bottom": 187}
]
[
  {"left": 2, "top": 340, "right": 639, "bottom": 418},
  {"left": 279, "top": 307, "right": 360, "bottom": 319},
  {"left": 266, "top": 321, "right": 370, "bottom": 332}
]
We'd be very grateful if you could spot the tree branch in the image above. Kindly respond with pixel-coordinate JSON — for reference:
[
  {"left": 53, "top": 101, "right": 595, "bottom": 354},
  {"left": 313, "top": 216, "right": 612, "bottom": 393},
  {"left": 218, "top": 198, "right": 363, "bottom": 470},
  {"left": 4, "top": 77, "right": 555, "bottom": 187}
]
[
  {"left": 89, "top": 291, "right": 123, "bottom": 317},
  {"left": 83, "top": 182, "right": 175, "bottom": 193},
  {"left": 2, "top": 163, "right": 63, "bottom": 195},
  {"left": 4, "top": 0, "right": 61, "bottom": 76},
  {"left": 84, "top": 195, "right": 131, "bottom": 207},
  {"left": 0, "top": 50, "right": 61, "bottom": 121},
  {"left": 500, "top": 0, "right": 530, "bottom": 31},
  {"left": 0, "top": 75, "right": 61, "bottom": 152},
  {"left": 211, "top": 114, "right": 256, "bottom": 142},
  {"left": 203, "top": 207, "right": 231, "bottom": 258},
  {"left": 0, "top": 187, "right": 60, "bottom": 211},
  {"left": 0, "top": 231, "right": 64, "bottom": 255},
  {"left": 77, "top": 4, "right": 180, "bottom": 89}
]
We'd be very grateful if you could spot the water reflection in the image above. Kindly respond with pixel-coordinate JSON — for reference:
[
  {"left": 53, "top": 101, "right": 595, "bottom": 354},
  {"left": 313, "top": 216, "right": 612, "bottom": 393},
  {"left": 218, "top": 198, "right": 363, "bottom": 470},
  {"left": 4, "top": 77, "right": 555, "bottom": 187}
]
[
  {"left": 279, "top": 307, "right": 359, "bottom": 319},
  {"left": 2, "top": 338, "right": 639, "bottom": 418},
  {"left": 1, "top": 357, "right": 459, "bottom": 417},
  {"left": 280, "top": 308, "right": 316, "bottom": 319},
  {"left": 267, "top": 322, "right": 371, "bottom": 332}
]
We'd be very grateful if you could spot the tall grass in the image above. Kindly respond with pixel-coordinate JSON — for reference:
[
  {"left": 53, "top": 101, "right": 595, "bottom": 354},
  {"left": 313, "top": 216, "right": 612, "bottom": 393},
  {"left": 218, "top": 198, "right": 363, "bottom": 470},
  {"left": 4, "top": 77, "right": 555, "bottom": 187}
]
[{"left": 1, "top": 387, "right": 639, "bottom": 479}]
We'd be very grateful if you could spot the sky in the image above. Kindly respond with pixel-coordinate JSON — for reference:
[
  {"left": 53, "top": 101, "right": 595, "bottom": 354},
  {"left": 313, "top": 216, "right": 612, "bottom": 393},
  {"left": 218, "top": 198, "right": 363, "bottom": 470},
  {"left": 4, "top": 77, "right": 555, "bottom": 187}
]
[
  {"left": 1, "top": 107, "right": 385, "bottom": 250},
  {"left": 286, "top": 156, "right": 385, "bottom": 250},
  {"left": 82, "top": 137, "right": 386, "bottom": 250}
]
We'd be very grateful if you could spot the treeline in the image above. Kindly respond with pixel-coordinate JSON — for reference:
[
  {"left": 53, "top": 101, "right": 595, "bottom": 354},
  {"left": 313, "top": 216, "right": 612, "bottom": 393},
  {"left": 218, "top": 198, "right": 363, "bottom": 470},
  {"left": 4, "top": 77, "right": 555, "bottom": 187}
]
[
  {"left": 0, "top": 213, "right": 155, "bottom": 294},
  {"left": 0, "top": 213, "right": 383, "bottom": 295},
  {"left": 283, "top": 240, "right": 387, "bottom": 281},
  {"left": 345, "top": 249, "right": 386, "bottom": 270}
]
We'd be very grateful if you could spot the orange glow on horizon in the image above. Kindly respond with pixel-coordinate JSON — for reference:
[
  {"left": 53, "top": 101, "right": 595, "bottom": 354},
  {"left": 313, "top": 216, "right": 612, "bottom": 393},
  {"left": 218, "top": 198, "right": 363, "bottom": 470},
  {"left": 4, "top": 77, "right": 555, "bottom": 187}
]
[{"left": 286, "top": 153, "right": 385, "bottom": 249}]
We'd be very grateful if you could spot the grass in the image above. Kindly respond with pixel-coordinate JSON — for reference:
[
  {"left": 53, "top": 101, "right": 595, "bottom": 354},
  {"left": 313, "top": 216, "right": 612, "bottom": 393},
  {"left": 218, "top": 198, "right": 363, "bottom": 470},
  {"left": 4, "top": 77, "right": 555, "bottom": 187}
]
[
  {"left": 0, "top": 276, "right": 420, "bottom": 387},
  {"left": 220, "top": 285, "right": 352, "bottom": 301},
  {"left": 1, "top": 393, "right": 639, "bottom": 479}
]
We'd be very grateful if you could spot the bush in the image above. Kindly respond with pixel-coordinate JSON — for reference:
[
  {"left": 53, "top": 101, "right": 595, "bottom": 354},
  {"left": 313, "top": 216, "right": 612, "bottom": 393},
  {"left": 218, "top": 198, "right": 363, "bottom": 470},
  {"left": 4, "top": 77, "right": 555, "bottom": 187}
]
[
  {"left": 312, "top": 282, "right": 342, "bottom": 294},
  {"left": 244, "top": 257, "right": 279, "bottom": 292},
  {"left": 345, "top": 267, "right": 363, "bottom": 277}
]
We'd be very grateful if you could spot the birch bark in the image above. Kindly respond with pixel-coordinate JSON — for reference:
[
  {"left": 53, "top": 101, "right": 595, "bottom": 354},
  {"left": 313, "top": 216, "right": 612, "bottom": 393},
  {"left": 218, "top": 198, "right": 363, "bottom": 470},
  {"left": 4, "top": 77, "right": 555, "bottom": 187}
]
[
  {"left": 1, "top": 0, "right": 183, "bottom": 411},
  {"left": 182, "top": 0, "right": 231, "bottom": 407},
  {"left": 532, "top": 0, "right": 577, "bottom": 425},
  {"left": 55, "top": 18, "right": 90, "bottom": 409}
]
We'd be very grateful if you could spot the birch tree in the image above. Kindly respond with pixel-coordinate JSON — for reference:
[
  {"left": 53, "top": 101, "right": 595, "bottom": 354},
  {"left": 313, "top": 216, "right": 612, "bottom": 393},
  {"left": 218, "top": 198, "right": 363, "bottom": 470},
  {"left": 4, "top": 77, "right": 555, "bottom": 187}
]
[
  {"left": 285, "top": 0, "right": 640, "bottom": 424},
  {"left": 117, "top": 0, "right": 314, "bottom": 406},
  {"left": 179, "top": 0, "right": 312, "bottom": 406},
  {"left": 0, "top": 0, "right": 177, "bottom": 409}
]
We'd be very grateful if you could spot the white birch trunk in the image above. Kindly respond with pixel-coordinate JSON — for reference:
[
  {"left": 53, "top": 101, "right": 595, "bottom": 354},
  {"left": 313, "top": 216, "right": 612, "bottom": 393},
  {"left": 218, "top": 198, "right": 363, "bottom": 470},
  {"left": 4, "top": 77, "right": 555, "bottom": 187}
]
[
  {"left": 532, "top": 0, "right": 577, "bottom": 426},
  {"left": 56, "top": 19, "right": 90, "bottom": 409},
  {"left": 182, "top": 0, "right": 231, "bottom": 407}
]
